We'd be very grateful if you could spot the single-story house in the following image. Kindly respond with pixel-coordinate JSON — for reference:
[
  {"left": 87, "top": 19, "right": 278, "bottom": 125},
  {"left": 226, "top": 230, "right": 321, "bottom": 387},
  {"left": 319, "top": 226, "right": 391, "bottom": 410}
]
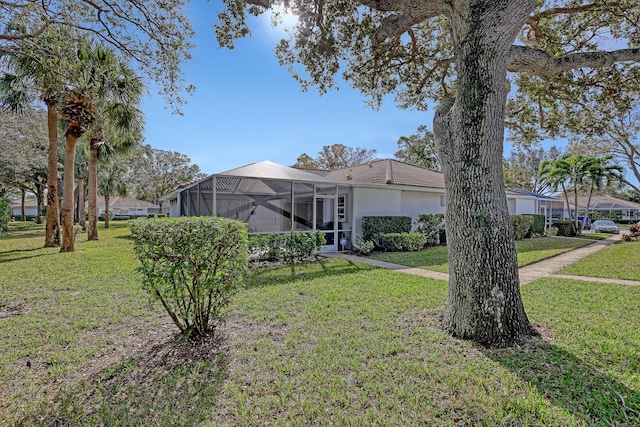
[
  {"left": 9, "top": 196, "right": 161, "bottom": 220},
  {"left": 161, "top": 159, "right": 547, "bottom": 252},
  {"left": 507, "top": 188, "right": 566, "bottom": 227},
  {"left": 10, "top": 197, "right": 39, "bottom": 219},
  {"left": 564, "top": 195, "right": 640, "bottom": 221},
  {"left": 95, "top": 196, "right": 161, "bottom": 218}
]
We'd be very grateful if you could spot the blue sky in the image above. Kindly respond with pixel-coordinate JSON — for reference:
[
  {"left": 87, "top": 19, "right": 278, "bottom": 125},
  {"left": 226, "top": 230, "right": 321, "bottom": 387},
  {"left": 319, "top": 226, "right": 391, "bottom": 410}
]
[
  {"left": 140, "top": 3, "right": 638, "bottom": 190},
  {"left": 140, "top": 3, "right": 436, "bottom": 175}
]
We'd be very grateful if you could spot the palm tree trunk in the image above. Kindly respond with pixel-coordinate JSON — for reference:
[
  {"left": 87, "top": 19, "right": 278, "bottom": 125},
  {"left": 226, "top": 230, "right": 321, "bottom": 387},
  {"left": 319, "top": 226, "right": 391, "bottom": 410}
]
[
  {"left": 561, "top": 183, "right": 571, "bottom": 222},
  {"left": 584, "top": 183, "right": 595, "bottom": 229},
  {"left": 44, "top": 103, "right": 61, "bottom": 247},
  {"left": 104, "top": 194, "right": 110, "bottom": 229},
  {"left": 35, "top": 178, "right": 45, "bottom": 224},
  {"left": 573, "top": 185, "right": 581, "bottom": 235},
  {"left": 78, "top": 177, "right": 86, "bottom": 230},
  {"left": 61, "top": 129, "right": 80, "bottom": 252},
  {"left": 87, "top": 141, "right": 99, "bottom": 240}
]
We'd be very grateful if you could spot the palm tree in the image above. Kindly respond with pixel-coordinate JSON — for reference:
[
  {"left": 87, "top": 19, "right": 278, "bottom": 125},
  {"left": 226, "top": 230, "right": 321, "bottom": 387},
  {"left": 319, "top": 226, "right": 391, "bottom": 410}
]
[
  {"left": 86, "top": 73, "right": 144, "bottom": 241},
  {"left": 98, "top": 162, "right": 128, "bottom": 229},
  {"left": 583, "top": 154, "right": 625, "bottom": 223},
  {"left": 59, "top": 39, "right": 139, "bottom": 252},
  {"left": 539, "top": 155, "right": 596, "bottom": 235},
  {"left": 0, "top": 51, "right": 63, "bottom": 247}
]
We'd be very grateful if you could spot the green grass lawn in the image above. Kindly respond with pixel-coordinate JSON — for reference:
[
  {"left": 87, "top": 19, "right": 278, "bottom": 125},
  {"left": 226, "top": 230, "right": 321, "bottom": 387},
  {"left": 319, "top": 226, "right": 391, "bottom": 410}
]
[
  {"left": 1, "top": 222, "right": 639, "bottom": 425},
  {"left": 373, "top": 236, "right": 595, "bottom": 273},
  {"left": 561, "top": 241, "right": 640, "bottom": 281},
  {"left": 577, "top": 232, "right": 613, "bottom": 240}
]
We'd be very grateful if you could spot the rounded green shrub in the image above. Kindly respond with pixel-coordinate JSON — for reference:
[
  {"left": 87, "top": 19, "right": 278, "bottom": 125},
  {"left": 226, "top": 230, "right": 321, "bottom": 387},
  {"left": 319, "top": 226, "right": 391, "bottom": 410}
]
[{"left": 130, "top": 216, "right": 249, "bottom": 337}]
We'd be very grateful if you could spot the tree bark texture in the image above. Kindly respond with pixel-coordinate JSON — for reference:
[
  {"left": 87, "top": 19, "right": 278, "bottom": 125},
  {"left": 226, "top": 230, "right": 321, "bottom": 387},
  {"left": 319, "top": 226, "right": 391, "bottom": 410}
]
[
  {"left": 35, "top": 180, "right": 44, "bottom": 224},
  {"left": 104, "top": 194, "right": 110, "bottom": 229},
  {"left": 87, "top": 142, "right": 99, "bottom": 240},
  {"left": 61, "top": 127, "right": 80, "bottom": 253},
  {"left": 20, "top": 187, "right": 26, "bottom": 221},
  {"left": 77, "top": 177, "right": 85, "bottom": 230},
  {"left": 44, "top": 103, "right": 60, "bottom": 247},
  {"left": 434, "top": 0, "right": 537, "bottom": 347}
]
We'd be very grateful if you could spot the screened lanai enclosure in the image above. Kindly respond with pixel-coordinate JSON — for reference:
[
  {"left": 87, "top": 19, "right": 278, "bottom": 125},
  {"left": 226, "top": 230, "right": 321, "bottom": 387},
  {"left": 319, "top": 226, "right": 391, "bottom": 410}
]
[{"left": 173, "top": 162, "right": 354, "bottom": 252}]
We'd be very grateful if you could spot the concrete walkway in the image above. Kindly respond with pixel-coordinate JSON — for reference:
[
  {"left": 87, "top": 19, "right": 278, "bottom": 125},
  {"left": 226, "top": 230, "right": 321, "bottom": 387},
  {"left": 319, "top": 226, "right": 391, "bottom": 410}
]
[{"left": 326, "top": 233, "right": 640, "bottom": 287}]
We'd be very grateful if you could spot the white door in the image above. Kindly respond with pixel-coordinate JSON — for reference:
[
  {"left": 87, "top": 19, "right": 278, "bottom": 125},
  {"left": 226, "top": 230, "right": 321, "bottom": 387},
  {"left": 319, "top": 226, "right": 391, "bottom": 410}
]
[{"left": 315, "top": 196, "right": 337, "bottom": 252}]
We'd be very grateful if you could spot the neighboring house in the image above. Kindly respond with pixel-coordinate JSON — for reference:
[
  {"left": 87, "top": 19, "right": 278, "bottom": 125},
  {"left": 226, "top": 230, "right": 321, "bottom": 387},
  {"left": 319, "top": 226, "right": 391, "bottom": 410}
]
[
  {"left": 507, "top": 188, "right": 566, "bottom": 227},
  {"left": 9, "top": 195, "right": 161, "bottom": 220},
  {"left": 161, "top": 159, "right": 546, "bottom": 252},
  {"left": 10, "top": 197, "right": 39, "bottom": 219},
  {"left": 95, "top": 196, "right": 159, "bottom": 218},
  {"left": 563, "top": 195, "right": 640, "bottom": 222}
]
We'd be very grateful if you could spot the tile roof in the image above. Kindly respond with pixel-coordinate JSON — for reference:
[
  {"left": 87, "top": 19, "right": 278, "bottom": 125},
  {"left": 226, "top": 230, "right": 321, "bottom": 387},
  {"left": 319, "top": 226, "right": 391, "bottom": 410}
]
[
  {"left": 10, "top": 197, "right": 37, "bottom": 208},
  {"left": 565, "top": 195, "right": 640, "bottom": 210},
  {"left": 324, "top": 159, "right": 445, "bottom": 189},
  {"left": 508, "top": 188, "right": 556, "bottom": 200}
]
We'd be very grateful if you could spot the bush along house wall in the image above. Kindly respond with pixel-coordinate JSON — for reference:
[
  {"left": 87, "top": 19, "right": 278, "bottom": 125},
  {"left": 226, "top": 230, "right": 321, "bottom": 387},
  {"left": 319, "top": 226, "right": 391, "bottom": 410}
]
[{"left": 362, "top": 216, "right": 412, "bottom": 242}]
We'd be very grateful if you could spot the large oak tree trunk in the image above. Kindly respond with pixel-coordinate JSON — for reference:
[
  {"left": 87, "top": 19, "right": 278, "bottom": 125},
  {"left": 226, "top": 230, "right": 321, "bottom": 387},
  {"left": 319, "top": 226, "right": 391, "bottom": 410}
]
[
  {"left": 87, "top": 141, "right": 99, "bottom": 240},
  {"left": 434, "top": 0, "right": 537, "bottom": 347},
  {"left": 44, "top": 103, "right": 61, "bottom": 247},
  {"left": 61, "top": 125, "right": 82, "bottom": 253}
]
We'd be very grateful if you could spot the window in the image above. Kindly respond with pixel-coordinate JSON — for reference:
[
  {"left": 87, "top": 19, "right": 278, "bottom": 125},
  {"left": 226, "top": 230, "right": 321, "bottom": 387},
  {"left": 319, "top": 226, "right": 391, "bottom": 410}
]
[
  {"left": 440, "top": 195, "right": 446, "bottom": 207},
  {"left": 337, "top": 196, "right": 346, "bottom": 221}
]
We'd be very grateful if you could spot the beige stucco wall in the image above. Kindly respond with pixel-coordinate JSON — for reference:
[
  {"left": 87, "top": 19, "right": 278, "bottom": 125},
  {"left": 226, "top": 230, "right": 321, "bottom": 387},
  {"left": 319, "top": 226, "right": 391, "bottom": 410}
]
[{"left": 352, "top": 186, "right": 445, "bottom": 240}]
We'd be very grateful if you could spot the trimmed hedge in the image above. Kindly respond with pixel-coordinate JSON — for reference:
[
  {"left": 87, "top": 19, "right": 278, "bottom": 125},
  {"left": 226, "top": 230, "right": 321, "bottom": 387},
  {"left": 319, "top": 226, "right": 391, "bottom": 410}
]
[
  {"left": 523, "top": 214, "right": 546, "bottom": 236},
  {"left": 510, "top": 215, "right": 534, "bottom": 240},
  {"left": 249, "top": 231, "right": 325, "bottom": 262},
  {"left": 0, "top": 197, "right": 10, "bottom": 233},
  {"left": 362, "top": 216, "right": 412, "bottom": 241},
  {"left": 129, "top": 216, "right": 249, "bottom": 337},
  {"left": 375, "top": 232, "right": 426, "bottom": 251},
  {"left": 554, "top": 220, "right": 582, "bottom": 237}
]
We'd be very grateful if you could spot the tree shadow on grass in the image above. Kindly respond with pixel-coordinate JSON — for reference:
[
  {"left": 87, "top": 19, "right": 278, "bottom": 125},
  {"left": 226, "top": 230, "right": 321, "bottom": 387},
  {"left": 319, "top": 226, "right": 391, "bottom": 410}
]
[
  {"left": 0, "top": 250, "right": 58, "bottom": 264},
  {"left": 244, "top": 258, "right": 377, "bottom": 289},
  {"left": 484, "top": 339, "right": 640, "bottom": 425},
  {"left": 21, "top": 333, "right": 228, "bottom": 426}
]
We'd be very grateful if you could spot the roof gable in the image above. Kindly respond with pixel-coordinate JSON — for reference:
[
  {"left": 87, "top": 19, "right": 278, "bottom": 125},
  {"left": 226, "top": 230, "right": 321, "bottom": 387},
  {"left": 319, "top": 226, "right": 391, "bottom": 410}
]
[{"left": 219, "top": 160, "right": 338, "bottom": 183}]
